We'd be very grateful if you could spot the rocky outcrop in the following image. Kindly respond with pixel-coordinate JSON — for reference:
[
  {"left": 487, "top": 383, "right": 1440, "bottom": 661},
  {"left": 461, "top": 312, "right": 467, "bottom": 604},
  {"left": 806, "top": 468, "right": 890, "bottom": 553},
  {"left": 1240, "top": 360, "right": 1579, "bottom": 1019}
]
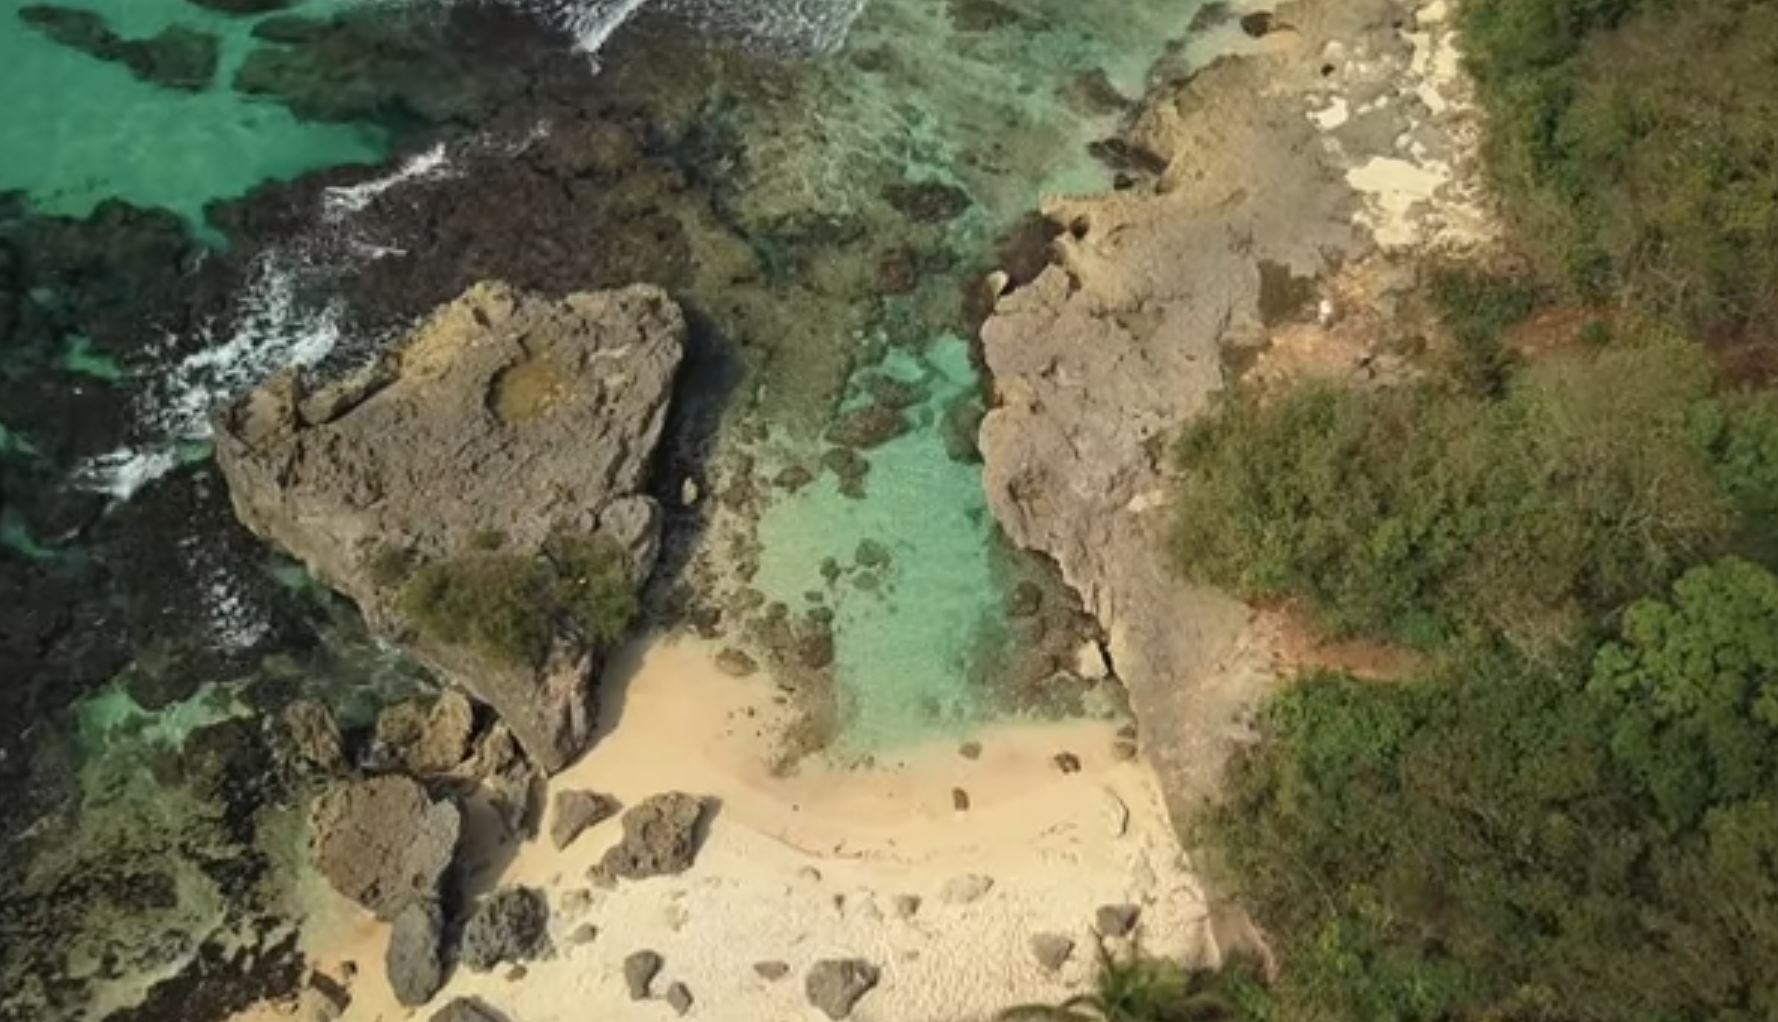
[
  {"left": 600, "top": 793, "right": 709, "bottom": 880},
  {"left": 978, "top": 0, "right": 1488, "bottom": 820},
  {"left": 213, "top": 283, "right": 685, "bottom": 772},
  {"left": 310, "top": 775, "right": 459, "bottom": 920},
  {"left": 18, "top": 6, "right": 218, "bottom": 91}
]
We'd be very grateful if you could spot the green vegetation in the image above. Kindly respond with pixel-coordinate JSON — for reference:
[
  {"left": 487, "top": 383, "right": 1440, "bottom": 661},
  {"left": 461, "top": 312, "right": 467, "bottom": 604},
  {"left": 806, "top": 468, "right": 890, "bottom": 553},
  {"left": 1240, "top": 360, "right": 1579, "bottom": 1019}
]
[
  {"left": 1461, "top": 0, "right": 1778, "bottom": 333},
  {"left": 1210, "top": 559, "right": 1778, "bottom": 1022},
  {"left": 396, "top": 530, "right": 638, "bottom": 667},
  {"left": 366, "top": 543, "right": 415, "bottom": 589},
  {"left": 1173, "top": 339, "right": 1768, "bottom": 647},
  {"left": 1425, "top": 264, "right": 1539, "bottom": 395},
  {"left": 998, "top": 941, "right": 1266, "bottom": 1022}
]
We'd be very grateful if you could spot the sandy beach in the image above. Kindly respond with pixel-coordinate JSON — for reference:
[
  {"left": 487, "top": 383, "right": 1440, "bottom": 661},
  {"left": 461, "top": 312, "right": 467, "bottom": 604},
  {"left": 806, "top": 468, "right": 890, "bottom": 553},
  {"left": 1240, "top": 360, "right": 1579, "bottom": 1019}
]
[{"left": 256, "top": 636, "right": 1216, "bottom": 1022}]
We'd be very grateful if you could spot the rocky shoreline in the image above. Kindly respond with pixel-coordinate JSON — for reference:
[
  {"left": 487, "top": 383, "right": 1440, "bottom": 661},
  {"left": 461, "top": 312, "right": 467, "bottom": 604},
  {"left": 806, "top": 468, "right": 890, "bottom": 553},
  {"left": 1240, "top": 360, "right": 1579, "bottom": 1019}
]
[{"left": 978, "top": 0, "right": 1494, "bottom": 824}]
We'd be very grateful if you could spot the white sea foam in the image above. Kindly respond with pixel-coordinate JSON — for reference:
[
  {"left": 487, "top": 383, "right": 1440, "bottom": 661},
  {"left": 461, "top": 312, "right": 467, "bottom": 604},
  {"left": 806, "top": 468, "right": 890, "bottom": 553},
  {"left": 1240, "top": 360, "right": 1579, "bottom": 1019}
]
[
  {"left": 524, "top": 0, "right": 869, "bottom": 55},
  {"left": 77, "top": 255, "right": 345, "bottom": 501},
  {"left": 321, "top": 143, "right": 454, "bottom": 220}
]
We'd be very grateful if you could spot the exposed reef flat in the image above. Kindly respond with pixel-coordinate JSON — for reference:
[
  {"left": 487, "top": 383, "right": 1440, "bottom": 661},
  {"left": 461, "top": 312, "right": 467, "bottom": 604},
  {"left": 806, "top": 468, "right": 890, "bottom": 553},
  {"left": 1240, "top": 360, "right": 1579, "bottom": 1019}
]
[{"left": 978, "top": 0, "right": 1494, "bottom": 821}]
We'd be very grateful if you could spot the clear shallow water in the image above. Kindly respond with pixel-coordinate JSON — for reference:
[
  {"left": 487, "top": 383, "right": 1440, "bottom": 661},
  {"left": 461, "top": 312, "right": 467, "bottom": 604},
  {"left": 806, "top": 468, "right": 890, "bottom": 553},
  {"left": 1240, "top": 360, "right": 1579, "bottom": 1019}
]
[
  {"left": 742, "top": 0, "right": 1213, "bottom": 750},
  {"left": 754, "top": 338, "right": 1004, "bottom": 750},
  {"left": 0, "top": 0, "right": 387, "bottom": 222}
]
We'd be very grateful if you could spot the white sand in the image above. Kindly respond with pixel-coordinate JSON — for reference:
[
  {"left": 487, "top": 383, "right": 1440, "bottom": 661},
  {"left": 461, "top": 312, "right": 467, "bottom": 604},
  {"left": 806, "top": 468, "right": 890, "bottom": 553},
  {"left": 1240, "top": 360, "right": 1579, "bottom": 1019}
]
[{"left": 268, "top": 636, "right": 1214, "bottom": 1022}]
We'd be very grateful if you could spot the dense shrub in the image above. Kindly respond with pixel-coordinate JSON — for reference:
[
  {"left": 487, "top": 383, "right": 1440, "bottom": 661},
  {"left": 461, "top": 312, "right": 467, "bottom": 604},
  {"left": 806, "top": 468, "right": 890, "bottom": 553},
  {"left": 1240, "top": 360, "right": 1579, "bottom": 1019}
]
[
  {"left": 1209, "top": 559, "right": 1778, "bottom": 1022},
  {"left": 998, "top": 941, "right": 1267, "bottom": 1022},
  {"left": 1173, "top": 341, "right": 1747, "bottom": 646},
  {"left": 397, "top": 530, "right": 637, "bottom": 666},
  {"left": 1461, "top": 0, "right": 1778, "bottom": 333}
]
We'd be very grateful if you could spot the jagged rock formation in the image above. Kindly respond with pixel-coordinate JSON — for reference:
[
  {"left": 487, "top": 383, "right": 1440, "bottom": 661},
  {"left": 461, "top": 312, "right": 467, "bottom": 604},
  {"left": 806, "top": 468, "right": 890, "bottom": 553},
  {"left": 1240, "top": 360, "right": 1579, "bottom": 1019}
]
[
  {"left": 979, "top": 0, "right": 1489, "bottom": 819},
  {"left": 309, "top": 775, "right": 459, "bottom": 920},
  {"left": 213, "top": 283, "right": 685, "bottom": 772}
]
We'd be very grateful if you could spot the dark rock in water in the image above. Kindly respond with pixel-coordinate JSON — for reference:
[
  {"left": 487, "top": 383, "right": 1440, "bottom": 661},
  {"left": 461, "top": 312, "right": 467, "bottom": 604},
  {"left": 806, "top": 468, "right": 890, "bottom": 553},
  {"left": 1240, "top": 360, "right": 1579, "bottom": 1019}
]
[
  {"left": 805, "top": 959, "right": 880, "bottom": 1020},
  {"left": 549, "top": 789, "right": 621, "bottom": 850},
  {"left": 186, "top": 0, "right": 293, "bottom": 14},
  {"left": 862, "top": 374, "right": 927, "bottom": 411},
  {"left": 854, "top": 539, "right": 892, "bottom": 570},
  {"left": 958, "top": 740, "right": 983, "bottom": 760},
  {"left": 820, "top": 447, "right": 871, "bottom": 499},
  {"left": 951, "top": 787, "right": 971, "bottom": 812},
  {"left": 940, "top": 393, "right": 985, "bottom": 465},
  {"left": 826, "top": 404, "right": 908, "bottom": 450},
  {"left": 386, "top": 899, "right": 444, "bottom": 1006},
  {"left": 567, "top": 923, "right": 598, "bottom": 946},
  {"left": 282, "top": 699, "right": 347, "bottom": 775},
  {"left": 430, "top": 997, "right": 508, "bottom": 1022},
  {"left": 310, "top": 775, "right": 459, "bottom": 920},
  {"left": 230, "top": 4, "right": 550, "bottom": 127},
  {"left": 665, "top": 981, "right": 694, "bottom": 1016},
  {"left": 460, "top": 887, "right": 550, "bottom": 972},
  {"left": 373, "top": 691, "right": 475, "bottom": 775},
  {"left": 1053, "top": 752, "right": 1082, "bottom": 774},
  {"left": 796, "top": 623, "right": 835, "bottom": 670},
  {"left": 1095, "top": 903, "right": 1141, "bottom": 938},
  {"left": 213, "top": 283, "right": 684, "bottom": 773},
  {"left": 249, "top": 13, "right": 329, "bottom": 43},
  {"left": 1058, "top": 69, "right": 1132, "bottom": 117},
  {"left": 876, "top": 246, "right": 921, "bottom": 295},
  {"left": 1007, "top": 581, "right": 1043, "bottom": 618},
  {"left": 773, "top": 464, "right": 814, "bottom": 492},
  {"left": 623, "top": 950, "right": 662, "bottom": 1000},
  {"left": 18, "top": 6, "right": 218, "bottom": 91},
  {"left": 948, "top": 0, "right": 1024, "bottom": 31},
  {"left": 1086, "top": 137, "right": 1170, "bottom": 177},
  {"left": 602, "top": 793, "right": 709, "bottom": 880},
  {"left": 881, "top": 181, "right": 973, "bottom": 224},
  {"left": 753, "top": 960, "right": 790, "bottom": 981},
  {"left": 1241, "top": 11, "right": 1279, "bottom": 37}
]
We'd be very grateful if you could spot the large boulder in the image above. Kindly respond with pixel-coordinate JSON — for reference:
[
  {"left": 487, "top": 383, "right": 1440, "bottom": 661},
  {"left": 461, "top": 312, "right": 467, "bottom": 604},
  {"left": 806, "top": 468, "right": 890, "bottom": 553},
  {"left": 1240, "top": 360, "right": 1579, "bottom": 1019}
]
[
  {"left": 600, "top": 792, "right": 709, "bottom": 881},
  {"left": 213, "top": 283, "right": 685, "bottom": 772},
  {"left": 310, "top": 775, "right": 459, "bottom": 919}
]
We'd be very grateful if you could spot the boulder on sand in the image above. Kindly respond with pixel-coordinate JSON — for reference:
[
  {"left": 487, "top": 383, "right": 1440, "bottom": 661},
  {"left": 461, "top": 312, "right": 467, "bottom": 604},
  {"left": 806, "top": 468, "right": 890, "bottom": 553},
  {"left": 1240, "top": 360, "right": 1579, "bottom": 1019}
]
[
  {"left": 387, "top": 899, "right": 445, "bottom": 1006},
  {"left": 310, "top": 775, "right": 459, "bottom": 920},
  {"left": 550, "top": 789, "right": 621, "bottom": 849},
  {"left": 460, "top": 887, "right": 551, "bottom": 972},
  {"left": 213, "top": 283, "right": 685, "bottom": 773},
  {"left": 601, "top": 792, "right": 709, "bottom": 880},
  {"left": 805, "top": 959, "right": 880, "bottom": 1020}
]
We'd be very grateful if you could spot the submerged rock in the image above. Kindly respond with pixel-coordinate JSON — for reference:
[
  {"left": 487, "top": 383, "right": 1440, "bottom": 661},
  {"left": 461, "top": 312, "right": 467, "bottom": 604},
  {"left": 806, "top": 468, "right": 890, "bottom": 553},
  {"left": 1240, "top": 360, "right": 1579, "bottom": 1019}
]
[
  {"left": 753, "top": 960, "right": 790, "bottom": 981},
  {"left": 664, "top": 981, "right": 694, "bottom": 1016},
  {"left": 386, "top": 899, "right": 445, "bottom": 1006},
  {"left": 310, "top": 775, "right": 459, "bottom": 920},
  {"left": 213, "top": 283, "right": 685, "bottom": 773},
  {"left": 460, "top": 888, "right": 550, "bottom": 972},
  {"left": 805, "top": 959, "right": 879, "bottom": 1020},
  {"left": 601, "top": 793, "right": 709, "bottom": 881}
]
